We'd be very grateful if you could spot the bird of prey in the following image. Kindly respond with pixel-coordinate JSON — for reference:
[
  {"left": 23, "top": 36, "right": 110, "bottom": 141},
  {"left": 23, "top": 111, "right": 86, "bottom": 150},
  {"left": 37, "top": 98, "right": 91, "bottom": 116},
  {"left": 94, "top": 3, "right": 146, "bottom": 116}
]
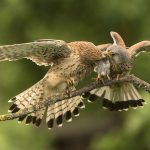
[
  {"left": 0, "top": 39, "right": 110, "bottom": 129},
  {"left": 88, "top": 31, "right": 150, "bottom": 111}
]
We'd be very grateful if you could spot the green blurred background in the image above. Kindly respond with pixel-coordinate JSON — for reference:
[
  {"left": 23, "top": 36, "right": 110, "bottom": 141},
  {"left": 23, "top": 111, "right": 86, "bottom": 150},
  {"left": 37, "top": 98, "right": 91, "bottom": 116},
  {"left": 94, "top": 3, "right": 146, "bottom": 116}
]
[{"left": 0, "top": 0, "right": 150, "bottom": 150}]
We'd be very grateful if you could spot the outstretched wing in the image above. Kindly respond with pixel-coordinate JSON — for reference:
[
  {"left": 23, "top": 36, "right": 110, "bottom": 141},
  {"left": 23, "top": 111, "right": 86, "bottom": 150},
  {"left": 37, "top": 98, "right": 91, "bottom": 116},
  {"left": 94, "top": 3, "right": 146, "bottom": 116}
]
[
  {"left": 128, "top": 41, "right": 150, "bottom": 58},
  {"left": 110, "top": 31, "right": 126, "bottom": 48},
  {"left": 0, "top": 39, "right": 71, "bottom": 66},
  {"left": 96, "top": 43, "right": 112, "bottom": 51}
]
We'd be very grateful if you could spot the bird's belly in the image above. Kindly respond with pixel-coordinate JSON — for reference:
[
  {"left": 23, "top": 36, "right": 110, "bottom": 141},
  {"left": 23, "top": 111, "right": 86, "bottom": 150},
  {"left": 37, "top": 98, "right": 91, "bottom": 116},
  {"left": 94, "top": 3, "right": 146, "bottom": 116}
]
[
  {"left": 110, "top": 63, "right": 130, "bottom": 77},
  {"left": 43, "top": 72, "right": 69, "bottom": 98}
]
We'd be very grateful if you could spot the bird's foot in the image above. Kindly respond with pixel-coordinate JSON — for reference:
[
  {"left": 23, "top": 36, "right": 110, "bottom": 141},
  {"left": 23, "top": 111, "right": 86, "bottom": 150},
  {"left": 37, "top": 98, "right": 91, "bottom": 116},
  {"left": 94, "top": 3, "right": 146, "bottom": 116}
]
[
  {"left": 67, "top": 79, "right": 74, "bottom": 86},
  {"left": 59, "top": 90, "right": 71, "bottom": 99},
  {"left": 65, "top": 89, "right": 72, "bottom": 97},
  {"left": 92, "top": 74, "right": 101, "bottom": 81},
  {"left": 92, "top": 73, "right": 110, "bottom": 82},
  {"left": 92, "top": 75, "right": 105, "bottom": 85},
  {"left": 116, "top": 74, "right": 123, "bottom": 80}
]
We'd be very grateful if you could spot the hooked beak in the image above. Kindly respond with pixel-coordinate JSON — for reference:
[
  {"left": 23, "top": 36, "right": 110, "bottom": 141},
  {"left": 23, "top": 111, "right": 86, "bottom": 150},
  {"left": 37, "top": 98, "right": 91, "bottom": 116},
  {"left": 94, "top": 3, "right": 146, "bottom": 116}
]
[{"left": 103, "top": 50, "right": 114, "bottom": 58}]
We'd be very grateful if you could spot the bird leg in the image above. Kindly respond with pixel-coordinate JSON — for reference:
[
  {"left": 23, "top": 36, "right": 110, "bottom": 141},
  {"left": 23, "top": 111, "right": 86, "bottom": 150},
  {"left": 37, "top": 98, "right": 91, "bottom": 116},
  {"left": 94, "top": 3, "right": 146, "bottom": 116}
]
[
  {"left": 92, "top": 75, "right": 105, "bottom": 85},
  {"left": 65, "top": 79, "right": 74, "bottom": 97},
  {"left": 92, "top": 74, "right": 101, "bottom": 81},
  {"left": 116, "top": 73, "right": 124, "bottom": 80}
]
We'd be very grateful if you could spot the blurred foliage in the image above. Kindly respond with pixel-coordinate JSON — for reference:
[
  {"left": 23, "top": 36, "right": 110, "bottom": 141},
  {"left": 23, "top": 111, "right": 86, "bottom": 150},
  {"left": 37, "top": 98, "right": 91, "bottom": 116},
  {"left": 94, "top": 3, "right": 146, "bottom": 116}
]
[{"left": 0, "top": 0, "right": 150, "bottom": 150}]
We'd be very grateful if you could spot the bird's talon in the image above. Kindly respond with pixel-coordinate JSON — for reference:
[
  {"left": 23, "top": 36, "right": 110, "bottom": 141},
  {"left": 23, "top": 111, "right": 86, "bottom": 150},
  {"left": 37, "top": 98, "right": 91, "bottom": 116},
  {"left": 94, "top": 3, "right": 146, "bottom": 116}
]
[
  {"left": 65, "top": 89, "right": 72, "bottom": 97},
  {"left": 92, "top": 76, "right": 105, "bottom": 84},
  {"left": 92, "top": 77, "right": 100, "bottom": 81}
]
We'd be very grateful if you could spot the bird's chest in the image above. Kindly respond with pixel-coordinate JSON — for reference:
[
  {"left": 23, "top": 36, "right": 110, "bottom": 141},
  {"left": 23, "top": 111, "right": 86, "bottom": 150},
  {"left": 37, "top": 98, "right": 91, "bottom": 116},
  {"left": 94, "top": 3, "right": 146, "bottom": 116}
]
[
  {"left": 53, "top": 54, "right": 93, "bottom": 82},
  {"left": 110, "top": 61, "right": 132, "bottom": 77},
  {"left": 44, "top": 56, "right": 90, "bottom": 97},
  {"left": 43, "top": 72, "right": 70, "bottom": 98}
]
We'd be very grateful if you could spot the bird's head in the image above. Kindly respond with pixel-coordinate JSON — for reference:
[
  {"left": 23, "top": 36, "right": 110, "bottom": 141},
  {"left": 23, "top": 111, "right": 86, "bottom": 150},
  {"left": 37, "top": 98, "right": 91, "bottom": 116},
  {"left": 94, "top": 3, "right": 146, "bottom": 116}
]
[
  {"left": 106, "top": 31, "right": 130, "bottom": 64},
  {"left": 106, "top": 45, "right": 129, "bottom": 64}
]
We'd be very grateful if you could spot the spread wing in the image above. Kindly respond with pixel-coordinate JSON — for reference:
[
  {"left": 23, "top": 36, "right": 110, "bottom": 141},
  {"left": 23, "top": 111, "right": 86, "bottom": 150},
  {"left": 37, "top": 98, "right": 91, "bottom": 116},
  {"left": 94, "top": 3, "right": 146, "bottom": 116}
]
[
  {"left": 128, "top": 41, "right": 150, "bottom": 58},
  {"left": 0, "top": 39, "right": 71, "bottom": 66},
  {"left": 96, "top": 44, "right": 112, "bottom": 51}
]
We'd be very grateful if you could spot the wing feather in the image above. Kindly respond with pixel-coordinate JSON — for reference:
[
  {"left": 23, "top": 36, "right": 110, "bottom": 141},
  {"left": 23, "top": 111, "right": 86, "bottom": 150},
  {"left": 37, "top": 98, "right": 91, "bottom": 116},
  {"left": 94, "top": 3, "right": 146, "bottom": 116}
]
[
  {"left": 0, "top": 40, "right": 71, "bottom": 66},
  {"left": 96, "top": 44, "right": 112, "bottom": 51},
  {"left": 128, "top": 41, "right": 150, "bottom": 58}
]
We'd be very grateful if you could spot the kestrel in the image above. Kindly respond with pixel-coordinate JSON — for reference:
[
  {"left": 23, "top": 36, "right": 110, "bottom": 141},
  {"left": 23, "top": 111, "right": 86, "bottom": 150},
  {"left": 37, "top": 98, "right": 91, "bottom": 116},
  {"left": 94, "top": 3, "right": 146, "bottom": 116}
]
[
  {"left": 0, "top": 39, "right": 110, "bottom": 129},
  {"left": 87, "top": 32, "right": 150, "bottom": 111}
]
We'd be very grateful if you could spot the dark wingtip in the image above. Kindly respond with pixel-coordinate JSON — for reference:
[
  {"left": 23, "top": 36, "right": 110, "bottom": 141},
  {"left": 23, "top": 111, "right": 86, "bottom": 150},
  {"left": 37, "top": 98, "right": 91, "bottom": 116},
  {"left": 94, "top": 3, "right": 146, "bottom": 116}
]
[
  {"left": 102, "top": 99, "right": 114, "bottom": 110},
  {"left": 9, "top": 104, "right": 17, "bottom": 111},
  {"left": 137, "top": 100, "right": 143, "bottom": 106},
  {"left": 103, "top": 99, "right": 145, "bottom": 111},
  {"left": 78, "top": 101, "right": 85, "bottom": 109},
  {"left": 73, "top": 107, "right": 79, "bottom": 116},
  {"left": 140, "top": 99, "right": 145, "bottom": 103},
  {"left": 82, "top": 92, "right": 91, "bottom": 98},
  {"left": 56, "top": 115, "right": 63, "bottom": 127},
  {"left": 129, "top": 100, "right": 138, "bottom": 108},
  {"left": 82, "top": 92, "right": 99, "bottom": 103},
  {"left": 88, "top": 94, "right": 99, "bottom": 102},
  {"left": 9, "top": 104, "right": 20, "bottom": 113},
  {"left": 47, "top": 119, "right": 54, "bottom": 129},
  {"left": 26, "top": 116, "right": 33, "bottom": 124},
  {"left": 18, "top": 115, "right": 27, "bottom": 122},
  {"left": 12, "top": 107, "right": 20, "bottom": 113},
  {"left": 32, "top": 116, "right": 37, "bottom": 124},
  {"left": 35, "top": 118, "right": 42, "bottom": 127},
  {"left": 65, "top": 111, "right": 72, "bottom": 122},
  {"left": 8, "top": 97, "right": 16, "bottom": 103}
]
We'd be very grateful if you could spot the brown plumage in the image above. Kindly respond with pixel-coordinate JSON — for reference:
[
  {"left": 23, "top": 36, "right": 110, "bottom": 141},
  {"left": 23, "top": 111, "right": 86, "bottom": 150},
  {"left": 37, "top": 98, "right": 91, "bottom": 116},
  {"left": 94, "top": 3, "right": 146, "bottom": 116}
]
[{"left": 0, "top": 40, "right": 110, "bottom": 129}]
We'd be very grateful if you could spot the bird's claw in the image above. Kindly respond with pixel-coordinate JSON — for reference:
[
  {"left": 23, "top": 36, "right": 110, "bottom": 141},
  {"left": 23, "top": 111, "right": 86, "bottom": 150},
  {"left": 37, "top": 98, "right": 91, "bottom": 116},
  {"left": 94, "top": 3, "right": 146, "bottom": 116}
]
[
  {"left": 92, "top": 77, "right": 100, "bottom": 81},
  {"left": 92, "top": 76, "right": 105, "bottom": 84},
  {"left": 92, "top": 74, "right": 102, "bottom": 81},
  {"left": 116, "top": 74, "right": 122, "bottom": 80},
  {"left": 67, "top": 79, "right": 74, "bottom": 86},
  {"left": 65, "top": 88, "right": 72, "bottom": 97}
]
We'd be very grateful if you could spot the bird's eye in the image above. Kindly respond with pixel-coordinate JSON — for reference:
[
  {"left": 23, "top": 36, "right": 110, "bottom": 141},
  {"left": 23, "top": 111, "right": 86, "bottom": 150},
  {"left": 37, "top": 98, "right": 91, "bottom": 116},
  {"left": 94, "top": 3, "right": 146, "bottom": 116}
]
[
  {"left": 112, "top": 52, "right": 119, "bottom": 56},
  {"left": 111, "top": 53, "right": 115, "bottom": 56}
]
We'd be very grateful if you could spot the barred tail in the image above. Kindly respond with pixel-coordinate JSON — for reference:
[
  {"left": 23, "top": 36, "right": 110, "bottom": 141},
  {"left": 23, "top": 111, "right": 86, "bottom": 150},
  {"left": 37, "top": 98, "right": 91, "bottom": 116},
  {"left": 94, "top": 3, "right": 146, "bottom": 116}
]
[
  {"left": 85, "top": 83, "right": 145, "bottom": 111},
  {"left": 8, "top": 79, "right": 45, "bottom": 127},
  {"left": 8, "top": 80, "right": 85, "bottom": 129},
  {"left": 46, "top": 96, "right": 85, "bottom": 130}
]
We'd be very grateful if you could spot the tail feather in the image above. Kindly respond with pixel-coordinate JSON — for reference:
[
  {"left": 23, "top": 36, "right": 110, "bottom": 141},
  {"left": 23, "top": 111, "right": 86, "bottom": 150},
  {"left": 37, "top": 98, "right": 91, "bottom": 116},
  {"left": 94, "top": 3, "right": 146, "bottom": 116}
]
[
  {"left": 46, "top": 96, "right": 85, "bottom": 130},
  {"left": 89, "top": 82, "right": 145, "bottom": 111},
  {"left": 8, "top": 79, "right": 45, "bottom": 126},
  {"left": 8, "top": 80, "right": 85, "bottom": 129}
]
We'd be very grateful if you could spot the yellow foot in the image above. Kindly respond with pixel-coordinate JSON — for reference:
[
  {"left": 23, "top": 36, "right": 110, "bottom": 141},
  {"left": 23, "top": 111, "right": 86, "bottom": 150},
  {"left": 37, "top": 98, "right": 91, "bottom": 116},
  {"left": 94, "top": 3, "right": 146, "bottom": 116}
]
[
  {"left": 92, "top": 74, "right": 102, "bottom": 81},
  {"left": 65, "top": 88, "right": 72, "bottom": 97},
  {"left": 92, "top": 77, "right": 101, "bottom": 81},
  {"left": 92, "top": 76, "right": 105, "bottom": 84},
  {"left": 67, "top": 79, "right": 74, "bottom": 86}
]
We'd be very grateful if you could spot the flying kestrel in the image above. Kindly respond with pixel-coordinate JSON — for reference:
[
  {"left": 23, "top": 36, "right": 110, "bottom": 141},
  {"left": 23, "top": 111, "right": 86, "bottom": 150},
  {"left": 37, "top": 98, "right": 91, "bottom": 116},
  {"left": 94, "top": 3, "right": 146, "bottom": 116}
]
[
  {"left": 0, "top": 39, "right": 110, "bottom": 129},
  {"left": 86, "top": 32, "right": 150, "bottom": 111}
]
